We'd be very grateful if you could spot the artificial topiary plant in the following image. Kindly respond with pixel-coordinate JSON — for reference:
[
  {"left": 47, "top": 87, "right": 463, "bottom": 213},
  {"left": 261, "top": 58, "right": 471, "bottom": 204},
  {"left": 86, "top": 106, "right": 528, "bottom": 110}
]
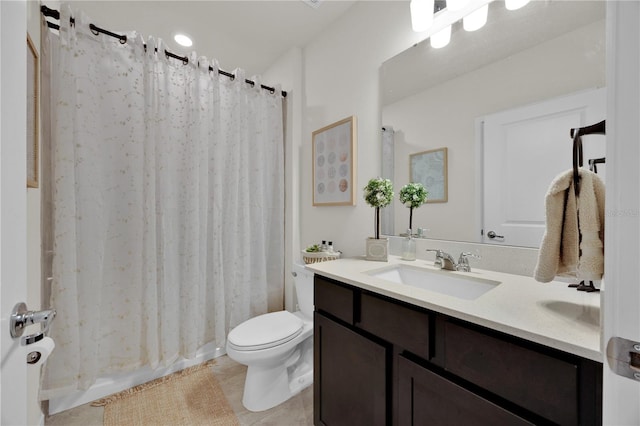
[
  {"left": 363, "top": 177, "right": 394, "bottom": 239},
  {"left": 399, "top": 182, "right": 428, "bottom": 231}
]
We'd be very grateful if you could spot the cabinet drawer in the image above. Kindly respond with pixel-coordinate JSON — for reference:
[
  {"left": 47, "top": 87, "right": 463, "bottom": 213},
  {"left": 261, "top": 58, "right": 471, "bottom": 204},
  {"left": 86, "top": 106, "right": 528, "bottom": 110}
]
[
  {"left": 359, "top": 292, "right": 430, "bottom": 359},
  {"left": 398, "top": 355, "right": 533, "bottom": 426},
  {"left": 314, "top": 275, "right": 354, "bottom": 324},
  {"left": 444, "top": 320, "right": 579, "bottom": 425}
]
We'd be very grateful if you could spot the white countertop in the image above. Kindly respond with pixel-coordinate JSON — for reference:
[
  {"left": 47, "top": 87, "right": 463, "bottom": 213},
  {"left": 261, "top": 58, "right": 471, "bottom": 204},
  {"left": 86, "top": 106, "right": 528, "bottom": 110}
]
[{"left": 306, "top": 256, "right": 602, "bottom": 362}]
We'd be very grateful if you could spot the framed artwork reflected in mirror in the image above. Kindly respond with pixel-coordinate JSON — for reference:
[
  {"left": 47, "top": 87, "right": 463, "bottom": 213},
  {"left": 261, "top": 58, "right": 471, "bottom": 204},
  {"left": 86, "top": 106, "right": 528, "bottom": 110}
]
[{"left": 410, "top": 147, "right": 448, "bottom": 203}]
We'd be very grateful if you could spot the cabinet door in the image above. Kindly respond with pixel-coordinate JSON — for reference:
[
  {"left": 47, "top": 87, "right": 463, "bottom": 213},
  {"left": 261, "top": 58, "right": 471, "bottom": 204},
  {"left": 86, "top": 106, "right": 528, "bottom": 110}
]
[
  {"left": 444, "top": 320, "right": 580, "bottom": 425},
  {"left": 397, "top": 355, "right": 533, "bottom": 426},
  {"left": 314, "top": 313, "right": 388, "bottom": 426}
]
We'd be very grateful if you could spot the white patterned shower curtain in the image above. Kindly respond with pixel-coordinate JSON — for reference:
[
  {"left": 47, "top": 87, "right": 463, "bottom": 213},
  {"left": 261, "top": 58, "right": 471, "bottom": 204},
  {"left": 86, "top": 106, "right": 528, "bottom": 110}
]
[{"left": 39, "top": 6, "right": 284, "bottom": 398}]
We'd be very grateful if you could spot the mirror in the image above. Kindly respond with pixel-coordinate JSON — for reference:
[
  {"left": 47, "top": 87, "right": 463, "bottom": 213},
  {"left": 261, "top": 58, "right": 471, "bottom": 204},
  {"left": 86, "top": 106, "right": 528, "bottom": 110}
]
[{"left": 380, "top": 1, "right": 606, "bottom": 245}]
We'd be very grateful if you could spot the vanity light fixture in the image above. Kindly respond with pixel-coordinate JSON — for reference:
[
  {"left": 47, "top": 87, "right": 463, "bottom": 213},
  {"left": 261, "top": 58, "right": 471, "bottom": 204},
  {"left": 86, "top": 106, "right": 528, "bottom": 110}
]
[
  {"left": 414, "top": 0, "right": 531, "bottom": 48},
  {"left": 173, "top": 33, "right": 193, "bottom": 47},
  {"left": 463, "top": 3, "right": 489, "bottom": 31},
  {"left": 430, "top": 25, "right": 451, "bottom": 48},
  {"left": 505, "top": 0, "right": 530, "bottom": 11},
  {"left": 410, "top": 0, "right": 435, "bottom": 32},
  {"left": 446, "top": 0, "right": 470, "bottom": 12}
]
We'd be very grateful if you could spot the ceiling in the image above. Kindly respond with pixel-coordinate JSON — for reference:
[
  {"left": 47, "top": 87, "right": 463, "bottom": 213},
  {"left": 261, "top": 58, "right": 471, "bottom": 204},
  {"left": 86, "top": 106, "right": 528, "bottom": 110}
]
[{"left": 51, "top": 0, "right": 358, "bottom": 77}]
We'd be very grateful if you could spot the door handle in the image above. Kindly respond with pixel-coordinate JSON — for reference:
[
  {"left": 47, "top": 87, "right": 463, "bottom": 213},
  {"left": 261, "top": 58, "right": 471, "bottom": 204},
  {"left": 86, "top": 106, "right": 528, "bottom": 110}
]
[
  {"left": 486, "top": 230, "right": 504, "bottom": 240},
  {"left": 606, "top": 336, "right": 640, "bottom": 381},
  {"left": 10, "top": 302, "right": 56, "bottom": 343}
]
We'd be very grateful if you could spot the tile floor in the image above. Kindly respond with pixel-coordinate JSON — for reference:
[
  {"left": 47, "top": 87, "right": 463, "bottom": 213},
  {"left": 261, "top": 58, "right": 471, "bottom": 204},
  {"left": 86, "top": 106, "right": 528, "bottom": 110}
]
[{"left": 45, "top": 355, "right": 314, "bottom": 426}]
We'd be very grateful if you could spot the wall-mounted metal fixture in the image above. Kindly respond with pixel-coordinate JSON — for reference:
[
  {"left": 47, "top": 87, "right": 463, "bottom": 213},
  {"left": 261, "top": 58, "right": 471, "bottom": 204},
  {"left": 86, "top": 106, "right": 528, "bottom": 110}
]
[
  {"left": 607, "top": 336, "right": 640, "bottom": 381},
  {"left": 10, "top": 302, "right": 56, "bottom": 344}
]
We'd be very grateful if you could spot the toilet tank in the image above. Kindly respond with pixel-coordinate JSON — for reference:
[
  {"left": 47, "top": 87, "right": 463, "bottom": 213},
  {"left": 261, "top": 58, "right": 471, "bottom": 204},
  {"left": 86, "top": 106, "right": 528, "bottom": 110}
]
[{"left": 292, "top": 263, "right": 314, "bottom": 319}]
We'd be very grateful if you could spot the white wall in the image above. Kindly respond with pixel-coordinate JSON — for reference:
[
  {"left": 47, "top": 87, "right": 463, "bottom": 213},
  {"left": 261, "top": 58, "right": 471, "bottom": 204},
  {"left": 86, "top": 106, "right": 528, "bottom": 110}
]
[
  {"left": 384, "top": 20, "right": 606, "bottom": 241},
  {"left": 295, "top": 1, "right": 423, "bottom": 258},
  {"left": 263, "top": 47, "right": 303, "bottom": 311}
]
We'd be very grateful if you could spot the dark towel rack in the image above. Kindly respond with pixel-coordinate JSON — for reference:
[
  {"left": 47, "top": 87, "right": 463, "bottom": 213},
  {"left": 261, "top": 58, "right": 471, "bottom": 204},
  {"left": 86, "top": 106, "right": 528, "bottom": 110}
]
[
  {"left": 588, "top": 157, "right": 606, "bottom": 174},
  {"left": 570, "top": 119, "right": 606, "bottom": 138},
  {"left": 568, "top": 119, "right": 606, "bottom": 293},
  {"left": 571, "top": 119, "right": 606, "bottom": 197}
]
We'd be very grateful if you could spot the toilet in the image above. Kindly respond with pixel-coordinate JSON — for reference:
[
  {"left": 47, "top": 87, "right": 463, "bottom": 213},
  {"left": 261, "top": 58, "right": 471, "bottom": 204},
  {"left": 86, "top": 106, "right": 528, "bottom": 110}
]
[{"left": 225, "top": 263, "right": 314, "bottom": 412}]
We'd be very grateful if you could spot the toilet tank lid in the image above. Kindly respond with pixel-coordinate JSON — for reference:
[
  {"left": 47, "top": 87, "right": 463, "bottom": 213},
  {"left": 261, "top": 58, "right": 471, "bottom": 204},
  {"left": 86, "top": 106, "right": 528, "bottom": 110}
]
[{"left": 228, "top": 311, "right": 303, "bottom": 349}]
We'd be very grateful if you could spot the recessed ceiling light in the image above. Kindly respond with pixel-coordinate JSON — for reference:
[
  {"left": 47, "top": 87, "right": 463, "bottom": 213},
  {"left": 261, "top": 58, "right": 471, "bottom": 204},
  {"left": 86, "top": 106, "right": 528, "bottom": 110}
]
[{"left": 174, "top": 33, "right": 193, "bottom": 47}]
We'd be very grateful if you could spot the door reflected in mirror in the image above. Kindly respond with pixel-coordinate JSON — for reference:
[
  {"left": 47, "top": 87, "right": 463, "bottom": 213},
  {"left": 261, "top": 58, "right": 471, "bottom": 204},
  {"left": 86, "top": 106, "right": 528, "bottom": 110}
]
[{"left": 380, "top": 1, "right": 605, "bottom": 247}]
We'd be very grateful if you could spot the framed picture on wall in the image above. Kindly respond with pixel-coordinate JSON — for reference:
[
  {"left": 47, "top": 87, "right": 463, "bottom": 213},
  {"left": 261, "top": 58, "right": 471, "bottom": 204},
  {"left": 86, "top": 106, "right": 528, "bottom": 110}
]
[
  {"left": 27, "top": 34, "right": 39, "bottom": 188},
  {"left": 410, "top": 147, "right": 448, "bottom": 203},
  {"left": 312, "top": 116, "right": 357, "bottom": 206}
]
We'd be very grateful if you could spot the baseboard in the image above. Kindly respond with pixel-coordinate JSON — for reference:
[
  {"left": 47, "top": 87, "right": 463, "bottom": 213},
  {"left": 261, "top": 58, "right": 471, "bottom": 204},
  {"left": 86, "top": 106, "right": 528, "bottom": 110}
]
[{"left": 47, "top": 344, "right": 226, "bottom": 415}]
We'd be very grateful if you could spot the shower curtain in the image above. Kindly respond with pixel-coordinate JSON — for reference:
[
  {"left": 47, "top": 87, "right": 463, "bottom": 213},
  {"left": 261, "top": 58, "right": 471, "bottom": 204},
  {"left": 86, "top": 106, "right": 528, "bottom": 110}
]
[{"left": 40, "top": 6, "right": 284, "bottom": 398}]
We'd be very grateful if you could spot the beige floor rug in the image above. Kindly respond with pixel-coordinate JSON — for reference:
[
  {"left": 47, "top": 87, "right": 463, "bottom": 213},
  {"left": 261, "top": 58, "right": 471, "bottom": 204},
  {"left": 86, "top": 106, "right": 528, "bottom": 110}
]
[{"left": 92, "top": 360, "right": 240, "bottom": 426}]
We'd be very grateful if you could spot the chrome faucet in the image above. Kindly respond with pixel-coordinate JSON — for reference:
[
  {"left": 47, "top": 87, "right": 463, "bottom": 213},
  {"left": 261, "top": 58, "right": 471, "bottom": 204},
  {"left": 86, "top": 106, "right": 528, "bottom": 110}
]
[
  {"left": 426, "top": 249, "right": 481, "bottom": 272},
  {"left": 426, "top": 249, "right": 457, "bottom": 271}
]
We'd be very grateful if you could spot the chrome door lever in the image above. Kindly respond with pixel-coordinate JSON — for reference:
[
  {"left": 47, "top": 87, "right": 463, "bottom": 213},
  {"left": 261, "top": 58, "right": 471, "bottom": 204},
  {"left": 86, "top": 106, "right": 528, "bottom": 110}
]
[{"left": 486, "top": 230, "right": 505, "bottom": 240}]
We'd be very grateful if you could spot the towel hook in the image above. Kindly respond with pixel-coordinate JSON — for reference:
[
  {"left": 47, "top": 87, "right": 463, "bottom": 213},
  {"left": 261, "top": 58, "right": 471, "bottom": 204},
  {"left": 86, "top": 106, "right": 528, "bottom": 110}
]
[{"left": 572, "top": 133, "right": 583, "bottom": 196}]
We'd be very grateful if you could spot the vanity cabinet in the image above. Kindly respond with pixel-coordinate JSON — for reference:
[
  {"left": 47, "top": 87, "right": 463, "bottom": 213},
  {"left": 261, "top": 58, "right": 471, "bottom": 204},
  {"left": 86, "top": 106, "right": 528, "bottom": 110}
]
[
  {"left": 313, "top": 277, "right": 389, "bottom": 425},
  {"left": 314, "top": 313, "right": 388, "bottom": 426},
  {"left": 313, "top": 274, "right": 602, "bottom": 426},
  {"left": 397, "top": 354, "right": 533, "bottom": 426}
]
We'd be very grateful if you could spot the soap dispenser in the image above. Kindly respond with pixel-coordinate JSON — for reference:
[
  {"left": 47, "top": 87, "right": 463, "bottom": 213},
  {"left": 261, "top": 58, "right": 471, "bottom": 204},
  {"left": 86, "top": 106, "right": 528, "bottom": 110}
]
[{"left": 402, "top": 229, "right": 416, "bottom": 261}]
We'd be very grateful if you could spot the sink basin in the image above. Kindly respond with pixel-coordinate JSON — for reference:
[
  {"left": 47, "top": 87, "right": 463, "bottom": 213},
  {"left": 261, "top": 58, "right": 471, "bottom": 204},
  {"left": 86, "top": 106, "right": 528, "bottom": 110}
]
[{"left": 366, "top": 264, "right": 500, "bottom": 300}]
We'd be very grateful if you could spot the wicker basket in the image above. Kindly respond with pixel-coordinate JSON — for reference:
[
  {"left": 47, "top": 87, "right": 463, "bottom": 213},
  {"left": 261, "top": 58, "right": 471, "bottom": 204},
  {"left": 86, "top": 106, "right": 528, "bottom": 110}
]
[{"left": 301, "top": 250, "right": 340, "bottom": 264}]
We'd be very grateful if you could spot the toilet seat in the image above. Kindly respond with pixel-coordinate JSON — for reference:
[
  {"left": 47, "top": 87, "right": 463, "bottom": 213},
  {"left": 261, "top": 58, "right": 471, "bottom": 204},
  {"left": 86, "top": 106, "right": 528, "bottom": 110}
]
[{"left": 227, "top": 311, "right": 304, "bottom": 351}]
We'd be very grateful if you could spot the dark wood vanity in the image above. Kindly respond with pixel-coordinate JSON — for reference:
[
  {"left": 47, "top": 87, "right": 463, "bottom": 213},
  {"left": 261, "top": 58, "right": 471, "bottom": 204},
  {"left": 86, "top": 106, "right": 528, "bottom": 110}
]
[{"left": 313, "top": 274, "right": 602, "bottom": 426}]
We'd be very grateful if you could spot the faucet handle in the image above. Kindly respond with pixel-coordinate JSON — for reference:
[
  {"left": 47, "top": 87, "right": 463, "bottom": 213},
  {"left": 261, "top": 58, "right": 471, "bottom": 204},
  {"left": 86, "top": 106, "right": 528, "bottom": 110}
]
[
  {"left": 426, "top": 249, "right": 444, "bottom": 268},
  {"left": 458, "top": 252, "right": 480, "bottom": 262},
  {"left": 457, "top": 252, "right": 480, "bottom": 272}
]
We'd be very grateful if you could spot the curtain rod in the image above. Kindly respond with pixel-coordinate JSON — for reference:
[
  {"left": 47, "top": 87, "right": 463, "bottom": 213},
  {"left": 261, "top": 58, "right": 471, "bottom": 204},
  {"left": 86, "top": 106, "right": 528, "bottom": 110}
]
[{"left": 40, "top": 5, "right": 287, "bottom": 98}]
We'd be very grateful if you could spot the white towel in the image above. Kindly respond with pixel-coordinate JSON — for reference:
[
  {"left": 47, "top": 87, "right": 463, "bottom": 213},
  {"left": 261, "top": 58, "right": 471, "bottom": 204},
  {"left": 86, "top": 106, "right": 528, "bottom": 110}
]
[{"left": 534, "top": 168, "right": 605, "bottom": 283}]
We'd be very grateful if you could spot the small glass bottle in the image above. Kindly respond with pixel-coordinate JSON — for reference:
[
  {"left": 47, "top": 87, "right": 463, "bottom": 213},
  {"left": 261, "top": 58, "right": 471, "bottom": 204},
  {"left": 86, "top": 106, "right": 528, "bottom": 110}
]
[
  {"left": 327, "top": 241, "right": 334, "bottom": 253},
  {"left": 402, "top": 229, "right": 416, "bottom": 261},
  {"left": 321, "top": 240, "right": 328, "bottom": 252}
]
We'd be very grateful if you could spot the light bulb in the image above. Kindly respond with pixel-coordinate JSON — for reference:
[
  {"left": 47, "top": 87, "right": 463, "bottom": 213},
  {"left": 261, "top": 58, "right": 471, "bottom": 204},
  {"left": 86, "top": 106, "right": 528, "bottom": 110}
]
[
  {"left": 505, "top": 0, "right": 530, "bottom": 11},
  {"left": 446, "top": 0, "right": 469, "bottom": 12},
  {"left": 174, "top": 33, "right": 193, "bottom": 47},
  {"left": 410, "top": 0, "right": 435, "bottom": 32},
  {"left": 430, "top": 25, "right": 451, "bottom": 49},
  {"left": 463, "top": 4, "right": 488, "bottom": 32}
]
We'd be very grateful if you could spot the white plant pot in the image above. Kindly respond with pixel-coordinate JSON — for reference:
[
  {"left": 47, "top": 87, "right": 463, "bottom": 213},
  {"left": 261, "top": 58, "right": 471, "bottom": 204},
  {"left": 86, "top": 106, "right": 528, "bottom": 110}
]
[{"left": 366, "top": 237, "right": 389, "bottom": 262}]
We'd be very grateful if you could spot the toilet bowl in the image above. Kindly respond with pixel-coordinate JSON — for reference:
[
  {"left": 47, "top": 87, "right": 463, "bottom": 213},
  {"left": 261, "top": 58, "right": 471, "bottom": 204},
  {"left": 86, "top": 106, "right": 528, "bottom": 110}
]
[{"left": 225, "top": 263, "right": 314, "bottom": 412}]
